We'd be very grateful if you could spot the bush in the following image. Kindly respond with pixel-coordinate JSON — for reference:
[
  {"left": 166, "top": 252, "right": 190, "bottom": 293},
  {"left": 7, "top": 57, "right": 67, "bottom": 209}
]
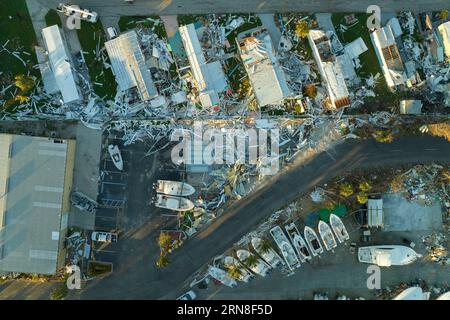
[
  {"left": 295, "top": 20, "right": 310, "bottom": 39},
  {"left": 359, "top": 181, "right": 372, "bottom": 192},
  {"left": 373, "top": 130, "right": 394, "bottom": 143},
  {"left": 339, "top": 182, "right": 354, "bottom": 198},
  {"left": 356, "top": 192, "right": 368, "bottom": 204},
  {"left": 156, "top": 254, "right": 169, "bottom": 268},
  {"left": 50, "top": 283, "right": 68, "bottom": 300},
  {"left": 303, "top": 84, "right": 317, "bottom": 99}
]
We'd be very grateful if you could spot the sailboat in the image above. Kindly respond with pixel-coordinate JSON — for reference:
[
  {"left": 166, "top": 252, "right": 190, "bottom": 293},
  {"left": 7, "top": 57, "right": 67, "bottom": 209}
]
[
  {"left": 236, "top": 249, "right": 271, "bottom": 277},
  {"left": 284, "top": 223, "right": 312, "bottom": 262},
  {"left": 251, "top": 237, "right": 284, "bottom": 269},
  {"left": 330, "top": 214, "right": 349, "bottom": 243},
  {"left": 223, "top": 256, "right": 253, "bottom": 282},
  {"left": 304, "top": 226, "right": 324, "bottom": 256},
  {"left": 318, "top": 221, "right": 337, "bottom": 251},
  {"left": 208, "top": 266, "right": 237, "bottom": 288},
  {"left": 108, "top": 145, "right": 123, "bottom": 171},
  {"left": 155, "top": 180, "right": 195, "bottom": 196},
  {"left": 270, "top": 226, "right": 301, "bottom": 271}
]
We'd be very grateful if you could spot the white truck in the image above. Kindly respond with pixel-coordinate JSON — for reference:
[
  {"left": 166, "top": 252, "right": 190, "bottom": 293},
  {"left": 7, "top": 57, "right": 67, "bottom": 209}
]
[
  {"left": 57, "top": 3, "right": 98, "bottom": 23},
  {"left": 91, "top": 231, "right": 118, "bottom": 243}
]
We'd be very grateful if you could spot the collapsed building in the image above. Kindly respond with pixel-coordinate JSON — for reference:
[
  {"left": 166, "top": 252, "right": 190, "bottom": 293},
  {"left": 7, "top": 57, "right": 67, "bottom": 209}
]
[
  {"left": 105, "top": 30, "right": 158, "bottom": 102},
  {"left": 179, "top": 23, "right": 228, "bottom": 108},
  {"left": 36, "top": 25, "right": 82, "bottom": 105},
  {"left": 308, "top": 29, "right": 352, "bottom": 109},
  {"left": 237, "top": 28, "right": 291, "bottom": 107},
  {"left": 370, "top": 18, "right": 420, "bottom": 91}
]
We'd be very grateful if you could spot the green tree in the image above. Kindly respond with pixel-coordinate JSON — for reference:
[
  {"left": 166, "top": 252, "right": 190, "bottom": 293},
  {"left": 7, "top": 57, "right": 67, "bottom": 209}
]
[
  {"left": 437, "top": 9, "right": 449, "bottom": 20},
  {"left": 357, "top": 192, "right": 368, "bottom": 204},
  {"left": 359, "top": 181, "right": 372, "bottom": 192},
  {"left": 156, "top": 254, "right": 170, "bottom": 268},
  {"left": 295, "top": 20, "right": 310, "bottom": 39},
  {"left": 14, "top": 74, "right": 35, "bottom": 93},
  {"left": 158, "top": 232, "right": 172, "bottom": 252},
  {"left": 227, "top": 265, "right": 243, "bottom": 280},
  {"left": 339, "top": 182, "right": 354, "bottom": 198},
  {"left": 243, "top": 254, "right": 259, "bottom": 268},
  {"left": 258, "top": 239, "right": 273, "bottom": 254}
]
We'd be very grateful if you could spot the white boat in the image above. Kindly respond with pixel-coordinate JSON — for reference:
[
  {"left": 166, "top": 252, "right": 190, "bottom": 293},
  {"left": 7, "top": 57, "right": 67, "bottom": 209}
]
[
  {"left": 304, "top": 226, "right": 324, "bottom": 256},
  {"left": 284, "top": 223, "right": 312, "bottom": 262},
  {"left": 207, "top": 266, "right": 237, "bottom": 288},
  {"left": 236, "top": 249, "right": 271, "bottom": 277},
  {"left": 251, "top": 237, "right": 284, "bottom": 269},
  {"left": 393, "top": 287, "right": 429, "bottom": 300},
  {"left": 223, "top": 256, "right": 253, "bottom": 282},
  {"left": 155, "top": 180, "right": 195, "bottom": 196},
  {"left": 108, "top": 145, "right": 123, "bottom": 171},
  {"left": 318, "top": 221, "right": 337, "bottom": 251},
  {"left": 330, "top": 214, "right": 349, "bottom": 243},
  {"left": 269, "top": 226, "right": 301, "bottom": 271},
  {"left": 358, "top": 245, "right": 422, "bottom": 267},
  {"left": 154, "top": 194, "right": 194, "bottom": 211},
  {"left": 436, "top": 291, "right": 450, "bottom": 300}
]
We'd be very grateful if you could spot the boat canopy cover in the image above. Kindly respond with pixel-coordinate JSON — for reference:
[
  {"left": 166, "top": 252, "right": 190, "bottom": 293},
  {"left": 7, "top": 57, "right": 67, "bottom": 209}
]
[{"left": 375, "top": 251, "right": 392, "bottom": 267}]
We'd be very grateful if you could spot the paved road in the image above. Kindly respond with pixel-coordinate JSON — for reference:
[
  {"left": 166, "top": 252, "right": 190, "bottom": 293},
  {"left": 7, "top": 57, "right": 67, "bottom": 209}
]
[
  {"left": 39, "top": 0, "right": 446, "bottom": 15},
  {"left": 79, "top": 135, "right": 450, "bottom": 299}
]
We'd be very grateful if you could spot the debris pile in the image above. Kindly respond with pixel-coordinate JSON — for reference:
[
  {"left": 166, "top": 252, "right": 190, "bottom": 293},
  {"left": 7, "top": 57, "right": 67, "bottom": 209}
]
[
  {"left": 65, "top": 231, "right": 86, "bottom": 267},
  {"left": 422, "top": 232, "right": 449, "bottom": 265}
]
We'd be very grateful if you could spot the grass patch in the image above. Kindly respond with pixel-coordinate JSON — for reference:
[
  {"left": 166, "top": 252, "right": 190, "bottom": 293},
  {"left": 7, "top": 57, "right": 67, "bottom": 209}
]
[
  {"left": 77, "top": 20, "right": 117, "bottom": 100},
  {"left": 118, "top": 15, "right": 166, "bottom": 38},
  {"left": 45, "top": 9, "right": 62, "bottom": 28},
  {"left": 0, "top": 0, "right": 39, "bottom": 111},
  {"left": 331, "top": 13, "right": 382, "bottom": 78}
]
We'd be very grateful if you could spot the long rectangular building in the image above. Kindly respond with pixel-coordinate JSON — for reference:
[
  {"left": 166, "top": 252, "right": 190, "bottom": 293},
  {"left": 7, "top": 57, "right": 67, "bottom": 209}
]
[
  {"left": 0, "top": 135, "right": 75, "bottom": 275},
  {"left": 105, "top": 30, "right": 158, "bottom": 102}
]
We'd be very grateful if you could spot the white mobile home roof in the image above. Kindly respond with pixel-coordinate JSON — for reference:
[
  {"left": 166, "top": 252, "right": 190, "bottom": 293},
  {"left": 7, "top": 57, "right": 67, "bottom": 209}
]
[
  {"left": 238, "top": 30, "right": 291, "bottom": 106},
  {"left": 0, "top": 135, "right": 71, "bottom": 274},
  {"left": 42, "top": 25, "right": 80, "bottom": 104},
  {"left": 437, "top": 21, "right": 450, "bottom": 58},
  {"left": 179, "top": 24, "right": 227, "bottom": 93},
  {"left": 367, "top": 198, "right": 384, "bottom": 227},
  {"left": 105, "top": 30, "right": 157, "bottom": 101}
]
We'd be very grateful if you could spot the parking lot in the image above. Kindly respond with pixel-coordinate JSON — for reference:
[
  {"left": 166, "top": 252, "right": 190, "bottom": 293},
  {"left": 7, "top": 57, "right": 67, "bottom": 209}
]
[{"left": 87, "top": 129, "right": 183, "bottom": 271}]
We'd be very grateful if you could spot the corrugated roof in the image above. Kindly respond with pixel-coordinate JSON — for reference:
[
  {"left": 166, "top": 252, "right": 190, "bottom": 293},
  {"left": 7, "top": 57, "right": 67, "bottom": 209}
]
[
  {"left": 0, "top": 135, "right": 71, "bottom": 274},
  {"left": 42, "top": 25, "right": 80, "bottom": 104},
  {"left": 105, "top": 30, "right": 158, "bottom": 101}
]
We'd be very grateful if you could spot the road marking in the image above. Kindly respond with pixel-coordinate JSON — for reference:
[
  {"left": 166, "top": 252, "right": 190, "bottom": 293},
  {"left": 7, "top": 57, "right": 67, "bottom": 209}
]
[
  {"left": 390, "top": 149, "right": 402, "bottom": 152},
  {"left": 424, "top": 148, "right": 438, "bottom": 151}
]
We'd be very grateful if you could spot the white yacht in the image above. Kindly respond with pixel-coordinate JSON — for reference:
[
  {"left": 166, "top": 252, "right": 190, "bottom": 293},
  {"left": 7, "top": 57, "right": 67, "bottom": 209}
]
[
  {"left": 236, "top": 249, "right": 271, "bottom": 277},
  {"left": 269, "top": 226, "right": 301, "bottom": 271},
  {"left": 155, "top": 180, "right": 195, "bottom": 196},
  {"left": 154, "top": 194, "right": 194, "bottom": 211},
  {"left": 358, "top": 245, "right": 422, "bottom": 267},
  {"left": 251, "top": 237, "right": 284, "bottom": 269},
  {"left": 304, "top": 226, "right": 324, "bottom": 256},
  {"left": 330, "top": 214, "right": 350, "bottom": 243},
  {"left": 207, "top": 266, "right": 237, "bottom": 288},
  {"left": 284, "top": 223, "right": 312, "bottom": 262},
  {"left": 108, "top": 145, "right": 123, "bottom": 171},
  {"left": 318, "top": 221, "right": 337, "bottom": 251},
  {"left": 393, "top": 287, "right": 429, "bottom": 300}
]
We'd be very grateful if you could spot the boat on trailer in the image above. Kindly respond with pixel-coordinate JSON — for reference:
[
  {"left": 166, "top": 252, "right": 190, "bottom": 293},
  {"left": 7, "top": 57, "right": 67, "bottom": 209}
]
[
  {"left": 284, "top": 223, "right": 312, "bottom": 262},
  {"left": 304, "top": 226, "right": 324, "bottom": 256},
  {"left": 223, "top": 256, "right": 253, "bottom": 282},
  {"left": 154, "top": 194, "right": 194, "bottom": 211},
  {"left": 358, "top": 245, "right": 422, "bottom": 267},
  {"left": 318, "top": 221, "right": 337, "bottom": 251},
  {"left": 108, "top": 144, "right": 123, "bottom": 171},
  {"left": 251, "top": 237, "right": 284, "bottom": 269},
  {"left": 330, "top": 214, "right": 349, "bottom": 243},
  {"left": 236, "top": 249, "right": 271, "bottom": 277},
  {"left": 154, "top": 180, "right": 195, "bottom": 197},
  {"left": 269, "top": 226, "right": 301, "bottom": 271},
  {"left": 208, "top": 266, "right": 237, "bottom": 288}
]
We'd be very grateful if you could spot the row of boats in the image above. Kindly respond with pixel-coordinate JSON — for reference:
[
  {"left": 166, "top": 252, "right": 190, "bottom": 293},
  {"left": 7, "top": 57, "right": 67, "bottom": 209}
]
[
  {"left": 208, "top": 214, "right": 349, "bottom": 287},
  {"left": 153, "top": 180, "right": 196, "bottom": 212}
]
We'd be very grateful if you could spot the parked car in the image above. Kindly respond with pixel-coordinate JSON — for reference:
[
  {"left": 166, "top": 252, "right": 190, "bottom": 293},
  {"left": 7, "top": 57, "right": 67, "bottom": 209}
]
[
  {"left": 176, "top": 290, "right": 197, "bottom": 300},
  {"left": 91, "top": 231, "right": 118, "bottom": 243},
  {"left": 107, "top": 27, "right": 118, "bottom": 40}
]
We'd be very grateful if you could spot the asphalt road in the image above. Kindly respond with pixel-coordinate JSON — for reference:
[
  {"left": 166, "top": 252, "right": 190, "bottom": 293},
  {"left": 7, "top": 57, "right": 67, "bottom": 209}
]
[
  {"left": 39, "top": 0, "right": 447, "bottom": 15},
  {"left": 79, "top": 135, "right": 450, "bottom": 300}
]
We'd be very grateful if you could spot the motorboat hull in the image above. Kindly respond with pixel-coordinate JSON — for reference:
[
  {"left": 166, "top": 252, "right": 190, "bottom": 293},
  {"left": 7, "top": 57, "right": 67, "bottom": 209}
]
[
  {"left": 304, "top": 226, "right": 324, "bottom": 256},
  {"left": 330, "top": 214, "right": 349, "bottom": 243},
  {"left": 318, "top": 220, "right": 337, "bottom": 251}
]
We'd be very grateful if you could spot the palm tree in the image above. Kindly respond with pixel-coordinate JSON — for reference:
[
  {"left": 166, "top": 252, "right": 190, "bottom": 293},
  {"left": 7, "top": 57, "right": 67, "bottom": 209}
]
[
  {"left": 227, "top": 265, "right": 243, "bottom": 280},
  {"left": 243, "top": 254, "right": 259, "bottom": 268},
  {"left": 258, "top": 239, "right": 273, "bottom": 254}
]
